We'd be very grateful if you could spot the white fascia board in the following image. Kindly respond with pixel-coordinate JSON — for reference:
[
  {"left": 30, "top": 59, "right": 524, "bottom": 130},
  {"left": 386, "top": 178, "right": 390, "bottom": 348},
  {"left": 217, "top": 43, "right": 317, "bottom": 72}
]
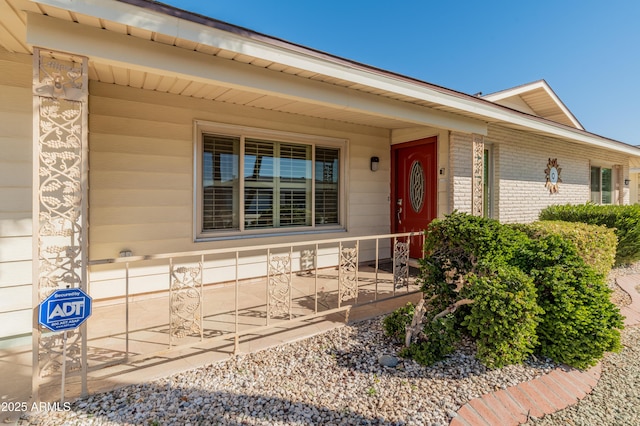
[
  {"left": 484, "top": 81, "right": 584, "bottom": 130},
  {"left": 26, "top": 13, "right": 487, "bottom": 134}
]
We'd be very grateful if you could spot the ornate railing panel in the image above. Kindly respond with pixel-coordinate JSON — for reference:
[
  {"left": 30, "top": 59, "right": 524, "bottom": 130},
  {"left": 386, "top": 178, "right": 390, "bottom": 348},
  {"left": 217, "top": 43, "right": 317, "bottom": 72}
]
[
  {"left": 267, "top": 251, "right": 292, "bottom": 321},
  {"left": 338, "top": 242, "right": 359, "bottom": 304},
  {"left": 32, "top": 48, "right": 89, "bottom": 400},
  {"left": 169, "top": 260, "right": 203, "bottom": 346},
  {"left": 393, "top": 240, "right": 409, "bottom": 289}
]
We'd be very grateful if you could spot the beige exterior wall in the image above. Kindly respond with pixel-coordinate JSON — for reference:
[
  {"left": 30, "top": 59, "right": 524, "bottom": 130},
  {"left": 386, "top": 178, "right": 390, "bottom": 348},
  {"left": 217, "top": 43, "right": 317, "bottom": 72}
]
[
  {"left": 88, "top": 82, "right": 394, "bottom": 298},
  {"left": 0, "top": 52, "right": 33, "bottom": 340}
]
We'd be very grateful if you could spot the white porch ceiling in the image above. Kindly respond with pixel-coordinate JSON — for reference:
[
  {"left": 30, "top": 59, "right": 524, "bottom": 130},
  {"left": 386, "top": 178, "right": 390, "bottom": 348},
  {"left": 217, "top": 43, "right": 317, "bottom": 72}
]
[{"left": 3, "top": 0, "right": 484, "bottom": 131}]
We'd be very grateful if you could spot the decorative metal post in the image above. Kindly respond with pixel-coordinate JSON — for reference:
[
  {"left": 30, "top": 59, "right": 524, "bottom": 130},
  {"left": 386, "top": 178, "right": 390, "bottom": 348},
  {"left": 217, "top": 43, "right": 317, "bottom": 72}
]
[
  {"left": 32, "top": 48, "right": 89, "bottom": 402},
  {"left": 472, "top": 134, "right": 484, "bottom": 216}
]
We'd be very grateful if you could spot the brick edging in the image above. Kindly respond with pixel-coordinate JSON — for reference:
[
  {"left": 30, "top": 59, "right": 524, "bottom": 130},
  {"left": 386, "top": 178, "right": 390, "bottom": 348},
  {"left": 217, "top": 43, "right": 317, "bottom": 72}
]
[{"left": 451, "top": 274, "right": 640, "bottom": 426}]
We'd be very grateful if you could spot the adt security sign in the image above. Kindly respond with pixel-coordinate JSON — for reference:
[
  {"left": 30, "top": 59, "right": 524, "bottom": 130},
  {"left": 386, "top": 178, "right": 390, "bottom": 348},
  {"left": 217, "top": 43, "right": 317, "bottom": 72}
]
[{"left": 38, "top": 288, "right": 92, "bottom": 332}]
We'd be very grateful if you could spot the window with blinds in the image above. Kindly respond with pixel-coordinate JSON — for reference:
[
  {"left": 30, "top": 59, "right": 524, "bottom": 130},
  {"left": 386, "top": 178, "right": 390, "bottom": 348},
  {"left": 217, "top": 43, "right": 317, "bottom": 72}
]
[
  {"left": 315, "top": 148, "right": 339, "bottom": 225},
  {"left": 199, "top": 128, "right": 340, "bottom": 236},
  {"left": 202, "top": 135, "right": 239, "bottom": 231}
]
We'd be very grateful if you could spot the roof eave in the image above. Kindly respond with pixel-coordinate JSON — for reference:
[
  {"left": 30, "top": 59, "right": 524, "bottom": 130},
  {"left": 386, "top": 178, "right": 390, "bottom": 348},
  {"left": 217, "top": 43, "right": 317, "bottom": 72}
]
[{"left": 29, "top": 0, "right": 640, "bottom": 157}]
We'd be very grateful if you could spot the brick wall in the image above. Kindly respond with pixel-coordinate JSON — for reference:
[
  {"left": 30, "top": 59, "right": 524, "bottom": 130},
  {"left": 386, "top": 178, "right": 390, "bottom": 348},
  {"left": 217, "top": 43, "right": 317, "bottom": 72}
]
[
  {"left": 450, "top": 131, "right": 473, "bottom": 213},
  {"left": 450, "top": 125, "right": 631, "bottom": 223}
]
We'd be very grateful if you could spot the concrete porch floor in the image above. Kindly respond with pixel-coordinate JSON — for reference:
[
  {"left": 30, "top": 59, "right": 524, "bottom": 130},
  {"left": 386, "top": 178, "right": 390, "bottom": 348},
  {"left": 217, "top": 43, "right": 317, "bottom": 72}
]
[{"left": 0, "top": 264, "right": 421, "bottom": 423}]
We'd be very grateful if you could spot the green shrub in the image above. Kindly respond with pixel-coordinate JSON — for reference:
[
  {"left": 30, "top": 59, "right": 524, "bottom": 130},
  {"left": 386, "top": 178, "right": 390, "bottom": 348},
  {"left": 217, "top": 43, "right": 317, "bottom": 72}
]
[
  {"left": 382, "top": 302, "right": 415, "bottom": 342},
  {"left": 512, "top": 220, "right": 617, "bottom": 277},
  {"left": 461, "top": 265, "right": 542, "bottom": 368},
  {"left": 398, "top": 314, "right": 459, "bottom": 365},
  {"left": 420, "top": 212, "right": 529, "bottom": 312},
  {"left": 514, "top": 234, "right": 624, "bottom": 369},
  {"left": 391, "top": 211, "right": 623, "bottom": 370},
  {"left": 539, "top": 203, "right": 640, "bottom": 265}
]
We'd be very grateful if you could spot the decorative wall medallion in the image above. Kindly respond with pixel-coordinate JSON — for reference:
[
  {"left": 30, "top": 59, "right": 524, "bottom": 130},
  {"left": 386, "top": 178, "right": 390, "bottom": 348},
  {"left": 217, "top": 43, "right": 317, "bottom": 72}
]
[{"left": 544, "top": 158, "right": 562, "bottom": 194}]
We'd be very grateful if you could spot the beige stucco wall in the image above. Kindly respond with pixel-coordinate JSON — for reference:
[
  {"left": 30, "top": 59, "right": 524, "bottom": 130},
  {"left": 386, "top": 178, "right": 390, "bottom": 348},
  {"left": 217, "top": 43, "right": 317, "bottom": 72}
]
[
  {"left": 0, "top": 51, "right": 33, "bottom": 340},
  {"left": 451, "top": 124, "right": 632, "bottom": 223}
]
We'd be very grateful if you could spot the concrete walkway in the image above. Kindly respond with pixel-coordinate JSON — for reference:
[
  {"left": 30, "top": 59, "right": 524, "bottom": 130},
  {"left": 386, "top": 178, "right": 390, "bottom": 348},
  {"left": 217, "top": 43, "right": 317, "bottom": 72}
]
[{"left": 451, "top": 274, "right": 640, "bottom": 426}]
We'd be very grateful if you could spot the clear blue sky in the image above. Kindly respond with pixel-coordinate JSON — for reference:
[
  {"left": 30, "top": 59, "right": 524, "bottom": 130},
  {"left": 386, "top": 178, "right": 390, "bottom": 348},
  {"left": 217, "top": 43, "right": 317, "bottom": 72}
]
[{"left": 163, "top": 1, "right": 640, "bottom": 145}]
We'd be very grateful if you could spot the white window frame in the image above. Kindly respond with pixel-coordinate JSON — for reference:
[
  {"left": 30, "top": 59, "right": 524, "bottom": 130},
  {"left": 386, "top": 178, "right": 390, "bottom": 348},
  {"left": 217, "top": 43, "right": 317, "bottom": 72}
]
[
  {"left": 590, "top": 163, "right": 614, "bottom": 205},
  {"left": 194, "top": 120, "right": 347, "bottom": 241},
  {"left": 483, "top": 144, "right": 494, "bottom": 218}
]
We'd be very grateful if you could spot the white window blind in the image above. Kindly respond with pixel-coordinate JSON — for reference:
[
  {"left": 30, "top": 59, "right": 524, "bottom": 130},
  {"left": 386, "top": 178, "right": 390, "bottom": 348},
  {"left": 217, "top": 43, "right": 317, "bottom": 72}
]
[
  {"left": 315, "top": 147, "right": 339, "bottom": 225},
  {"left": 198, "top": 124, "right": 343, "bottom": 237}
]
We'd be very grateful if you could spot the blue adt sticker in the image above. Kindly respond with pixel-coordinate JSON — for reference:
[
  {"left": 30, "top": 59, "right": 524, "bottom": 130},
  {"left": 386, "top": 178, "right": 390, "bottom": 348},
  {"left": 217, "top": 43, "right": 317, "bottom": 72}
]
[{"left": 38, "top": 288, "right": 92, "bottom": 332}]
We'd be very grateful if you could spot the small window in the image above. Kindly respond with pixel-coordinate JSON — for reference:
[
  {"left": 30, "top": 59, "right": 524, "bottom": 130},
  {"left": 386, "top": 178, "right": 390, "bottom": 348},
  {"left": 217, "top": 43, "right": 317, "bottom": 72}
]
[
  {"left": 196, "top": 122, "right": 345, "bottom": 239},
  {"left": 590, "top": 166, "right": 612, "bottom": 204}
]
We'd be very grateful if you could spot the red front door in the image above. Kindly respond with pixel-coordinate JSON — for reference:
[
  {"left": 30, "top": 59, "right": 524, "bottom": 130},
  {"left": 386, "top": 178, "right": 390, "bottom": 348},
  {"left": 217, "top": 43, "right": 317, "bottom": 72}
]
[{"left": 392, "top": 138, "right": 437, "bottom": 258}]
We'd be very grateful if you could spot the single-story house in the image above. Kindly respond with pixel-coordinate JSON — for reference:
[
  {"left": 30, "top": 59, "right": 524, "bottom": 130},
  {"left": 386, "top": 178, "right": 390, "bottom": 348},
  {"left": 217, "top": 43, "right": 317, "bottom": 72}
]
[{"left": 2, "top": 0, "right": 640, "bottom": 400}]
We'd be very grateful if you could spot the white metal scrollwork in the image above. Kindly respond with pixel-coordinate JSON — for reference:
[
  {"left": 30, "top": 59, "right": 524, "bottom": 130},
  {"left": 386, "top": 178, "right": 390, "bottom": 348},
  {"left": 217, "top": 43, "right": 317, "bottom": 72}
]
[
  {"left": 393, "top": 240, "right": 409, "bottom": 288},
  {"left": 33, "top": 48, "right": 88, "bottom": 399},
  {"left": 169, "top": 261, "right": 203, "bottom": 345},
  {"left": 268, "top": 252, "right": 292, "bottom": 320},
  {"left": 338, "top": 242, "right": 359, "bottom": 304}
]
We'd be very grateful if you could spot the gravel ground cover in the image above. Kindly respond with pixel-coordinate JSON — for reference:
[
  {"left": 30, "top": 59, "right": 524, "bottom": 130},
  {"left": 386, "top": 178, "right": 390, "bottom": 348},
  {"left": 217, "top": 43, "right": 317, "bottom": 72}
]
[
  {"left": 19, "top": 263, "right": 640, "bottom": 426},
  {"left": 19, "top": 321, "right": 557, "bottom": 425}
]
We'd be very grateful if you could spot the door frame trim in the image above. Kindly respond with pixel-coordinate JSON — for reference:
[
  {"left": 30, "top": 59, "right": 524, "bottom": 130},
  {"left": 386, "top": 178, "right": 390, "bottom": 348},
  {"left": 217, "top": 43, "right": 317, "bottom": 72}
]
[{"left": 390, "top": 137, "right": 438, "bottom": 234}]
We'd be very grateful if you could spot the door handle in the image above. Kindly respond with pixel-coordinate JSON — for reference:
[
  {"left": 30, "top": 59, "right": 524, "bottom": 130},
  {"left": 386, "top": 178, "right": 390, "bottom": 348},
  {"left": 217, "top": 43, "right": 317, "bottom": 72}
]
[{"left": 397, "top": 206, "right": 402, "bottom": 224}]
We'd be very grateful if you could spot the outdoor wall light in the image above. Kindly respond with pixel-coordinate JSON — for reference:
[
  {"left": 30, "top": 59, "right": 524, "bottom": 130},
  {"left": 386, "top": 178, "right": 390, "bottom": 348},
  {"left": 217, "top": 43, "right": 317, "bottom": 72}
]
[
  {"left": 624, "top": 178, "right": 631, "bottom": 186},
  {"left": 119, "top": 249, "right": 133, "bottom": 258},
  {"left": 370, "top": 156, "right": 379, "bottom": 172}
]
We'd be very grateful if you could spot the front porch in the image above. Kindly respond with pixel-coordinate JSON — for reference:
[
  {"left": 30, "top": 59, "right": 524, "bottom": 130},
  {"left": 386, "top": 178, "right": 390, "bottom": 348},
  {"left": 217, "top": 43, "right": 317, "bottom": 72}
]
[{"left": 3, "top": 232, "right": 422, "bottom": 413}]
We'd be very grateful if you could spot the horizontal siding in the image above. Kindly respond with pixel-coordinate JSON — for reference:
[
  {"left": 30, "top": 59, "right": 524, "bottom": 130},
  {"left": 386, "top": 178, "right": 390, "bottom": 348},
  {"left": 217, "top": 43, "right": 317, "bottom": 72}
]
[
  {"left": 0, "top": 161, "right": 31, "bottom": 186},
  {"left": 89, "top": 81, "right": 390, "bottom": 263},
  {"left": 0, "top": 236, "right": 31, "bottom": 262},
  {"left": 0, "top": 110, "right": 32, "bottom": 138},
  {"left": 0, "top": 260, "right": 31, "bottom": 288},
  {"left": 0, "top": 188, "right": 30, "bottom": 212},
  {"left": 0, "top": 51, "right": 31, "bottom": 88},
  {"left": 0, "top": 52, "right": 33, "bottom": 340},
  {"left": 0, "top": 309, "right": 32, "bottom": 337},
  {"left": 0, "top": 217, "right": 31, "bottom": 238},
  {"left": 0, "top": 85, "right": 32, "bottom": 113},
  {"left": 0, "top": 284, "right": 30, "bottom": 311}
]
